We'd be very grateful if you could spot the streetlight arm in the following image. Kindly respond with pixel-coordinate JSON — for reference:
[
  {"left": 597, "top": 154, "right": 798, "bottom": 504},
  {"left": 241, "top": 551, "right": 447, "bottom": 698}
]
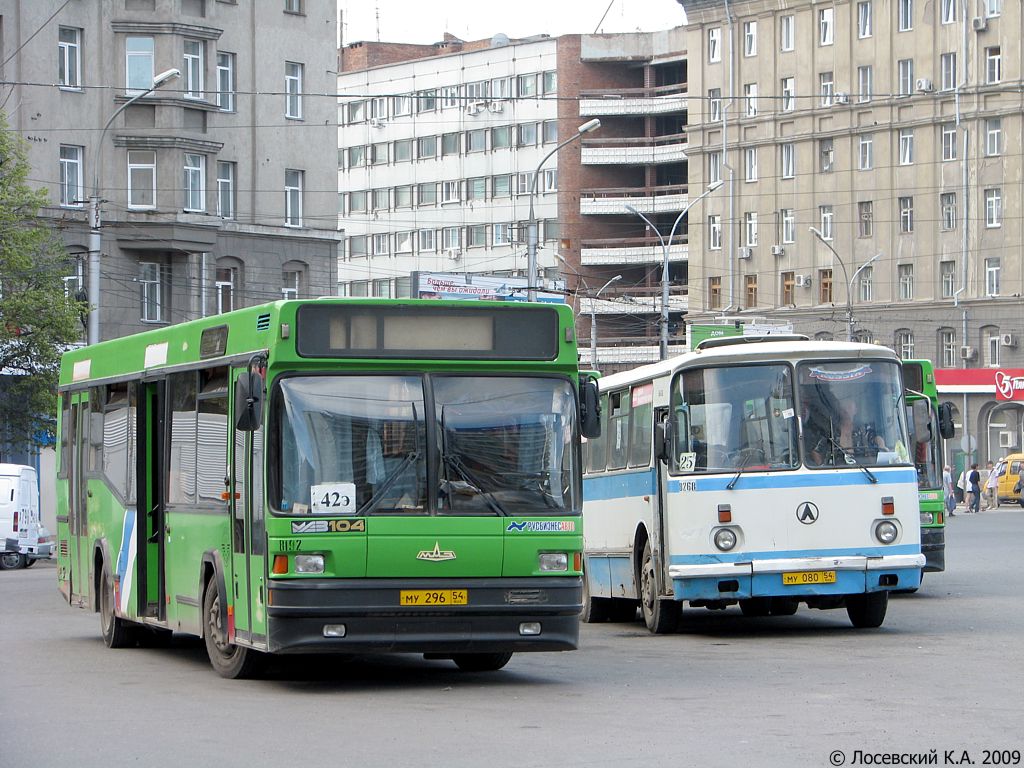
[
  {"left": 528, "top": 123, "right": 600, "bottom": 220},
  {"left": 624, "top": 204, "right": 666, "bottom": 250},
  {"left": 808, "top": 226, "right": 850, "bottom": 289}
]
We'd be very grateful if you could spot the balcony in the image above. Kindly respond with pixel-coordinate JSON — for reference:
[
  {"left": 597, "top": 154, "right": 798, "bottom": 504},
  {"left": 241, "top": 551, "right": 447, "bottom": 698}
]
[
  {"left": 579, "top": 84, "right": 687, "bottom": 117},
  {"left": 579, "top": 337, "right": 689, "bottom": 368},
  {"left": 580, "top": 184, "right": 688, "bottom": 216},
  {"left": 581, "top": 133, "right": 687, "bottom": 166},
  {"left": 580, "top": 236, "right": 687, "bottom": 267},
  {"left": 580, "top": 286, "right": 688, "bottom": 315}
]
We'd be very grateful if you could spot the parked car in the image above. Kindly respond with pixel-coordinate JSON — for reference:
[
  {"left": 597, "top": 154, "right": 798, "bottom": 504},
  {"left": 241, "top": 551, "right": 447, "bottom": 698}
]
[
  {"left": 994, "top": 453, "right": 1024, "bottom": 507},
  {"left": 0, "top": 463, "right": 53, "bottom": 569}
]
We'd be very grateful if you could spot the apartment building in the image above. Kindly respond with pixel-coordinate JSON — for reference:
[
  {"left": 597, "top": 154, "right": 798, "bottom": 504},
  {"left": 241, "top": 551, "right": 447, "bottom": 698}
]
[
  {"left": 0, "top": 0, "right": 340, "bottom": 342},
  {"left": 681, "top": 0, "right": 1024, "bottom": 465},
  {"left": 336, "top": 25, "right": 688, "bottom": 371}
]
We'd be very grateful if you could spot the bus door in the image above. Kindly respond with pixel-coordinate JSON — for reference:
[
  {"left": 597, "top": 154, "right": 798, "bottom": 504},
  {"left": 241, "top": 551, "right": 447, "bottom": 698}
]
[
  {"left": 229, "top": 367, "right": 267, "bottom": 648},
  {"left": 137, "top": 380, "right": 166, "bottom": 619},
  {"left": 652, "top": 406, "right": 671, "bottom": 594},
  {"left": 66, "top": 392, "right": 90, "bottom": 606}
]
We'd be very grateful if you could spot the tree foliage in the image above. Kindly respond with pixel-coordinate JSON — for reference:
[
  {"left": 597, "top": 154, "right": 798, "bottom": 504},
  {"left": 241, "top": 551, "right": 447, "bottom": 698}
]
[{"left": 0, "top": 112, "right": 85, "bottom": 449}]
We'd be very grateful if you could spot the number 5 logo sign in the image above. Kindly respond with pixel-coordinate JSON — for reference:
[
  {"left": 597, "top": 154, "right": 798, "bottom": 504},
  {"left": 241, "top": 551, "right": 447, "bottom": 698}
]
[{"left": 310, "top": 482, "right": 357, "bottom": 514}]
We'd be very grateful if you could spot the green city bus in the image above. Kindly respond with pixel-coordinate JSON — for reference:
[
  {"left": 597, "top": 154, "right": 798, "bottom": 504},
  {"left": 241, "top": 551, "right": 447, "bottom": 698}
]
[
  {"left": 902, "top": 359, "right": 955, "bottom": 574},
  {"left": 56, "top": 299, "right": 599, "bottom": 678}
]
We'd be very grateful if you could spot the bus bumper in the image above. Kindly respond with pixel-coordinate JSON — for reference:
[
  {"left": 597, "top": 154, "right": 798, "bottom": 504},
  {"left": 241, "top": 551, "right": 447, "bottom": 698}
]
[
  {"left": 667, "top": 554, "right": 925, "bottom": 601},
  {"left": 264, "top": 577, "right": 582, "bottom": 655},
  {"left": 921, "top": 528, "right": 945, "bottom": 572}
]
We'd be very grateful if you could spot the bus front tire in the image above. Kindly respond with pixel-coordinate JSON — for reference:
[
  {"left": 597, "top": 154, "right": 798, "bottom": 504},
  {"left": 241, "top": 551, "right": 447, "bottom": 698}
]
[
  {"left": 99, "top": 561, "right": 135, "bottom": 648},
  {"left": 846, "top": 591, "right": 888, "bottom": 628},
  {"left": 203, "top": 584, "right": 260, "bottom": 679},
  {"left": 452, "top": 652, "right": 513, "bottom": 672},
  {"left": 639, "top": 540, "right": 680, "bottom": 634},
  {"left": 580, "top": 574, "right": 611, "bottom": 623}
]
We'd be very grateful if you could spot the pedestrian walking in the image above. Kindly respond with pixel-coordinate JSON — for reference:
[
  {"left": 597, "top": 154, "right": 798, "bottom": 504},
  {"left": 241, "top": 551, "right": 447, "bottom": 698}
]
[
  {"left": 984, "top": 461, "right": 999, "bottom": 510},
  {"left": 956, "top": 468, "right": 967, "bottom": 507},
  {"left": 943, "top": 464, "right": 956, "bottom": 517},
  {"left": 968, "top": 463, "right": 981, "bottom": 514}
]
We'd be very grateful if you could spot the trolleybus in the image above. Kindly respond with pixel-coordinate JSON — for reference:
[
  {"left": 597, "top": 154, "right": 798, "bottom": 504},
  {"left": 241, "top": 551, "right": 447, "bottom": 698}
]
[
  {"left": 582, "top": 336, "right": 923, "bottom": 632},
  {"left": 56, "top": 299, "right": 598, "bottom": 677}
]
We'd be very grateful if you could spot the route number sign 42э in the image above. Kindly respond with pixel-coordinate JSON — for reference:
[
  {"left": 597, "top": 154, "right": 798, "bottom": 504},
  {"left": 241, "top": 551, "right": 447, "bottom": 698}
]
[{"left": 310, "top": 482, "right": 357, "bottom": 514}]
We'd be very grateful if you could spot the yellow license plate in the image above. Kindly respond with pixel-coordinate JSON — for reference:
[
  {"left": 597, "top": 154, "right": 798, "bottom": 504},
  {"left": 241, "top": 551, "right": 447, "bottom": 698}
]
[
  {"left": 782, "top": 570, "right": 837, "bottom": 585},
  {"left": 400, "top": 589, "right": 468, "bottom": 606}
]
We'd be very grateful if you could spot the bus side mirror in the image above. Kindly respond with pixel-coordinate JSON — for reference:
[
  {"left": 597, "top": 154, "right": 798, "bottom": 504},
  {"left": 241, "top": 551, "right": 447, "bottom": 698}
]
[
  {"left": 234, "top": 372, "right": 264, "bottom": 432},
  {"left": 911, "top": 399, "right": 932, "bottom": 444},
  {"left": 939, "top": 401, "right": 956, "bottom": 440},
  {"left": 580, "top": 378, "right": 601, "bottom": 439},
  {"left": 656, "top": 419, "right": 675, "bottom": 464}
]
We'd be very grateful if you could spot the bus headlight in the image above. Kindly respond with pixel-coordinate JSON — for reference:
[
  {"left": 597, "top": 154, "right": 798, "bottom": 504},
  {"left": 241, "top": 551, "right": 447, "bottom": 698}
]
[
  {"left": 539, "top": 553, "right": 568, "bottom": 571},
  {"left": 874, "top": 521, "right": 899, "bottom": 545},
  {"left": 714, "top": 528, "right": 738, "bottom": 552},
  {"left": 294, "top": 554, "right": 325, "bottom": 573},
  {"left": 919, "top": 511, "right": 933, "bottom": 526}
]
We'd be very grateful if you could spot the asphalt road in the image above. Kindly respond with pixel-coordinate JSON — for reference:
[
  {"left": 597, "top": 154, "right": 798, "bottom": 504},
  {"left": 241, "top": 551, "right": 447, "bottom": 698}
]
[{"left": 3, "top": 508, "right": 1022, "bottom": 768}]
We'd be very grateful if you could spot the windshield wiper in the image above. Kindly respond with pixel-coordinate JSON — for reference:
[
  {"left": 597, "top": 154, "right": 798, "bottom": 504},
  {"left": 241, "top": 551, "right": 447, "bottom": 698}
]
[
  {"left": 441, "top": 453, "right": 506, "bottom": 515},
  {"left": 726, "top": 452, "right": 755, "bottom": 490},
  {"left": 824, "top": 437, "right": 878, "bottom": 484},
  {"left": 359, "top": 451, "right": 421, "bottom": 514}
]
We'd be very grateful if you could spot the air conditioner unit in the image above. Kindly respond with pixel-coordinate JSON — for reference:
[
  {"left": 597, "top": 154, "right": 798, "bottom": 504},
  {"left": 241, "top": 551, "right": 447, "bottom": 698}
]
[
  {"left": 738, "top": 247, "right": 753, "bottom": 260},
  {"left": 445, "top": 248, "right": 461, "bottom": 261},
  {"left": 960, "top": 345, "right": 977, "bottom": 360},
  {"left": 795, "top": 274, "right": 811, "bottom": 288},
  {"left": 368, "top": 117, "right": 384, "bottom": 128},
  {"left": 488, "top": 100, "right": 504, "bottom": 113},
  {"left": 465, "top": 102, "right": 482, "bottom": 115},
  {"left": 999, "top": 431, "right": 1017, "bottom": 449},
  {"left": 972, "top": 16, "right": 987, "bottom": 31},
  {"left": 916, "top": 78, "right": 934, "bottom": 93},
  {"left": 1001, "top": 333, "right": 1017, "bottom": 348},
  {"left": 771, "top": 245, "right": 785, "bottom": 257},
  {"left": 834, "top": 92, "right": 849, "bottom": 105}
]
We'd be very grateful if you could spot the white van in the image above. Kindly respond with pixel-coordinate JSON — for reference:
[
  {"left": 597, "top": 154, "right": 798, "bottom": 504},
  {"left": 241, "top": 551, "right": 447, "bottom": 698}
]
[{"left": 1, "top": 463, "right": 53, "bottom": 570}]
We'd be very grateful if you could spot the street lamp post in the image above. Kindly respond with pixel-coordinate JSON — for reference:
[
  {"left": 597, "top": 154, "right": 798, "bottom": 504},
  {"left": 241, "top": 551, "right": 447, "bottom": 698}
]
[
  {"left": 625, "top": 180, "right": 723, "bottom": 361},
  {"left": 809, "top": 227, "right": 880, "bottom": 342},
  {"left": 88, "top": 68, "right": 180, "bottom": 345},
  {"left": 590, "top": 275, "right": 622, "bottom": 373},
  {"left": 526, "top": 118, "right": 601, "bottom": 302}
]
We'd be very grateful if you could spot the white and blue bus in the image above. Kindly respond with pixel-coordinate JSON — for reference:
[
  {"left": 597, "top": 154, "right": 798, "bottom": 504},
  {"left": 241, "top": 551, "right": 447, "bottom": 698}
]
[{"left": 582, "top": 336, "right": 923, "bottom": 632}]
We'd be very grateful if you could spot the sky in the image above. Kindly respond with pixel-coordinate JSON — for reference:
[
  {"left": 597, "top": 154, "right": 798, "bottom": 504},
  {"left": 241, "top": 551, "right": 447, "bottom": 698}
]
[{"left": 337, "top": 0, "right": 687, "bottom": 47}]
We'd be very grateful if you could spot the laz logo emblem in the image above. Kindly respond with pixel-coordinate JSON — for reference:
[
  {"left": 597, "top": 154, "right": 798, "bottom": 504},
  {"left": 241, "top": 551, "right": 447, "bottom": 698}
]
[{"left": 291, "top": 519, "right": 366, "bottom": 534}]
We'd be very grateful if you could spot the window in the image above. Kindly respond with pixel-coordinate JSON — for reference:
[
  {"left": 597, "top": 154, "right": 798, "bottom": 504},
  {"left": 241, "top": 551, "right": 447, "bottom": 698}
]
[
  {"left": 417, "top": 90, "right": 436, "bottom": 112},
  {"left": 744, "top": 212, "right": 758, "bottom": 246},
  {"left": 899, "top": 196, "right": 914, "bottom": 232},
  {"left": 183, "top": 153, "right": 205, "bottom": 212},
  {"left": 780, "top": 15, "right": 794, "bottom": 51},
  {"left": 372, "top": 188, "right": 389, "bottom": 211},
  {"left": 215, "top": 266, "right": 236, "bottom": 313},
  {"left": 543, "top": 120, "right": 558, "bottom": 143},
  {"left": 285, "top": 61, "right": 303, "bottom": 118},
  {"left": 744, "top": 147, "right": 758, "bottom": 181},
  {"left": 466, "top": 80, "right": 488, "bottom": 102},
  {"left": 493, "top": 223, "right": 513, "bottom": 246},
  {"left": 492, "top": 175, "right": 512, "bottom": 198},
  {"left": 59, "top": 145, "right": 84, "bottom": 208},
  {"left": 895, "top": 330, "right": 915, "bottom": 359},
  {"left": 708, "top": 215, "right": 722, "bottom": 250},
  {"left": 898, "top": 0, "right": 913, "bottom": 30},
  {"left": 441, "top": 86, "right": 459, "bottom": 109},
  {"left": 284, "top": 0, "right": 303, "bottom": 12},
  {"left": 467, "top": 128, "right": 487, "bottom": 152},
  {"left": 516, "top": 123, "right": 537, "bottom": 147},
  {"left": 819, "top": 205, "right": 834, "bottom": 240},
  {"left": 282, "top": 269, "right": 301, "bottom": 300},
  {"left": 491, "top": 126, "right": 511, "bottom": 149},
  {"left": 781, "top": 272, "right": 795, "bottom": 305},
  {"left": 898, "top": 59, "right": 914, "bottom": 96},
  {"left": 819, "top": 71, "right": 834, "bottom": 106},
  {"left": 708, "top": 276, "right": 722, "bottom": 309},
  {"left": 781, "top": 143, "right": 795, "bottom": 179},
  {"left": 849, "top": 67, "right": 870, "bottom": 106},
  {"left": 347, "top": 101, "right": 365, "bottom": 123},
  {"left": 393, "top": 139, "right": 412, "bottom": 162},
  {"left": 940, "top": 329, "right": 957, "bottom": 367},
  {"left": 442, "top": 226, "right": 460, "bottom": 250},
  {"left": 859, "top": 266, "right": 874, "bottom": 301},
  {"left": 284, "top": 169, "right": 303, "bottom": 227},
  {"left": 372, "top": 233, "right": 389, "bottom": 257},
  {"left": 708, "top": 27, "right": 721, "bottom": 62},
  {"left": 516, "top": 172, "right": 536, "bottom": 196},
  {"left": 819, "top": 137, "right": 834, "bottom": 173},
  {"left": 708, "top": 151, "right": 723, "bottom": 184},
  {"left": 517, "top": 73, "right": 537, "bottom": 98},
  {"left": 941, "top": 0, "right": 955, "bottom": 23},
  {"left": 986, "top": 0, "right": 1001, "bottom": 16},
  {"left": 139, "top": 262, "right": 164, "bottom": 322},
  {"left": 394, "top": 185, "right": 413, "bottom": 208},
  {"left": 468, "top": 225, "right": 487, "bottom": 248},
  {"left": 417, "top": 136, "right": 436, "bottom": 159},
  {"left": 542, "top": 71, "right": 557, "bottom": 94},
  {"left": 125, "top": 36, "right": 154, "bottom": 94},
  {"left": 441, "top": 180, "right": 461, "bottom": 203},
  {"left": 391, "top": 94, "right": 411, "bottom": 116},
  {"left": 58, "top": 27, "right": 82, "bottom": 88},
  {"left": 858, "top": 134, "right": 873, "bottom": 170},
  {"left": 940, "top": 52, "right": 956, "bottom": 91},
  {"left": 467, "top": 177, "right": 486, "bottom": 201},
  {"left": 370, "top": 96, "right": 387, "bottom": 120},
  {"left": 986, "top": 47, "right": 1001, "bottom": 84},
  {"left": 348, "top": 236, "right": 368, "bottom": 258},
  {"left": 744, "top": 82, "right": 758, "bottom": 117},
  {"left": 899, "top": 129, "right": 914, "bottom": 165},
  {"left": 743, "top": 21, "right": 757, "bottom": 56},
  {"left": 418, "top": 182, "right": 437, "bottom": 206},
  {"left": 216, "top": 52, "right": 235, "bottom": 111},
  {"left": 348, "top": 190, "right": 367, "bottom": 214},
  {"left": 127, "top": 150, "right": 156, "bottom": 209},
  {"left": 542, "top": 168, "right": 557, "bottom": 192},
  {"left": 858, "top": 1, "right": 872, "bottom": 37},
  {"left": 183, "top": 39, "right": 204, "bottom": 99},
  {"left": 781, "top": 77, "right": 795, "bottom": 111},
  {"left": 372, "top": 278, "right": 390, "bottom": 298},
  {"left": 819, "top": 7, "right": 834, "bottom": 45},
  {"left": 442, "top": 132, "right": 460, "bottom": 156},
  {"left": 985, "top": 187, "right": 1002, "bottom": 227},
  {"left": 942, "top": 123, "right": 957, "bottom": 161},
  {"left": 984, "top": 327, "right": 1000, "bottom": 367},
  {"left": 745, "top": 275, "right": 758, "bottom": 307},
  {"left": 858, "top": 201, "right": 873, "bottom": 237},
  {"left": 819, "top": 269, "right": 833, "bottom": 304},
  {"left": 781, "top": 208, "right": 795, "bottom": 243},
  {"left": 370, "top": 143, "right": 388, "bottom": 165},
  {"left": 418, "top": 229, "right": 435, "bottom": 252},
  {"left": 940, "top": 261, "right": 956, "bottom": 298},
  {"left": 898, "top": 264, "right": 914, "bottom": 300},
  {"left": 941, "top": 193, "right": 957, "bottom": 230},
  {"left": 985, "top": 118, "right": 1002, "bottom": 156},
  {"left": 708, "top": 88, "right": 722, "bottom": 121}
]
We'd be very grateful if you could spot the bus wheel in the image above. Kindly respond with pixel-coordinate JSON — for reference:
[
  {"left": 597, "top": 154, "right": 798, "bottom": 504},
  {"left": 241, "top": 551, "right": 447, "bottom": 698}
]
[
  {"left": 609, "top": 599, "right": 639, "bottom": 622},
  {"left": 846, "top": 592, "right": 888, "bottom": 628},
  {"left": 639, "top": 540, "right": 680, "bottom": 634},
  {"left": 452, "top": 652, "right": 513, "bottom": 672},
  {"left": 99, "top": 562, "right": 134, "bottom": 648},
  {"left": 739, "top": 598, "right": 771, "bottom": 617},
  {"left": 580, "top": 575, "right": 611, "bottom": 623},
  {"left": 0, "top": 552, "right": 25, "bottom": 570},
  {"left": 770, "top": 598, "right": 799, "bottom": 616},
  {"left": 203, "top": 585, "right": 259, "bottom": 679}
]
